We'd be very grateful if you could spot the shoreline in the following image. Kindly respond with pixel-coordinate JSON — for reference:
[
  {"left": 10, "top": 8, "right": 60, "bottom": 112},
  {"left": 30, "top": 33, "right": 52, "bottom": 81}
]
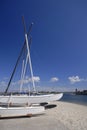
[
  {"left": 59, "top": 100, "right": 87, "bottom": 106},
  {"left": 0, "top": 101, "right": 87, "bottom": 130},
  {"left": 60, "top": 93, "right": 87, "bottom": 106}
]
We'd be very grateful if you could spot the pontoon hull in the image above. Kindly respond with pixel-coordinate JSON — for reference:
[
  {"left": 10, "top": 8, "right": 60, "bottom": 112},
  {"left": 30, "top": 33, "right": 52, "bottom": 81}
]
[
  {"left": 0, "top": 106, "right": 45, "bottom": 118},
  {"left": 0, "top": 93, "right": 63, "bottom": 106}
]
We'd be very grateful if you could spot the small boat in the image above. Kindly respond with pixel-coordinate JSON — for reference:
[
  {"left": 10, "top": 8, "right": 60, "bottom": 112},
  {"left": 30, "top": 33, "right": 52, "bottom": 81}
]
[{"left": 0, "top": 106, "right": 45, "bottom": 118}]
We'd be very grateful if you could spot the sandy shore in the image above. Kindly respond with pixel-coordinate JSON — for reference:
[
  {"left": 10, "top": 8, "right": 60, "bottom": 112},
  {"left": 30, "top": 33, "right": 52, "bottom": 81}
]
[{"left": 0, "top": 101, "right": 87, "bottom": 130}]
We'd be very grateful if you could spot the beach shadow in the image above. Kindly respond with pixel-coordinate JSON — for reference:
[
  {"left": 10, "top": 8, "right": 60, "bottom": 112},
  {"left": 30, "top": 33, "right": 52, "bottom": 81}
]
[
  {"left": 0, "top": 115, "right": 31, "bottom": 120},
  {"left": 45, "top": 104, "right": 57, "bottom": 109},
  {"left": 40, "top": 102, "right": 48, "bottom": 106},
  {"left": 0, "top": 113, "right": 45, "bottom": 120}
]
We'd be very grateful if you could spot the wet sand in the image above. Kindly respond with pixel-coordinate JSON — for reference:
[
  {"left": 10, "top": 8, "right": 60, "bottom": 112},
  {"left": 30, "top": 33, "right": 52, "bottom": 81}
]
[{"left": 0, "top": 101, "right": 87, "bottom": 130}]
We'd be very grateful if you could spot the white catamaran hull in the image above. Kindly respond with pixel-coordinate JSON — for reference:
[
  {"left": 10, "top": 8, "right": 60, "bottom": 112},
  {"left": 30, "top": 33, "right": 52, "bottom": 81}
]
[
  {"left": 0, "top": 106, "right": 45, "bottom": 118},
  {"left": 0, "top": 93, "right": 63, "bottom": 106}
]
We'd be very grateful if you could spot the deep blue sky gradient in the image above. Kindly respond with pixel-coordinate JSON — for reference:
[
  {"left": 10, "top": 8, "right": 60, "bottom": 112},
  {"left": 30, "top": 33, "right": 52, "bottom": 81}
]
[{"left": 0, "top": 0, "right": 87, "bottom": 92}]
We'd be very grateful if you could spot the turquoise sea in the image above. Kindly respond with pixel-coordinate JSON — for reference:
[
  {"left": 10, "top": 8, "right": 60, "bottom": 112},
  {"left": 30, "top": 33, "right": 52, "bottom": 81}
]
[{"left": 60, "top": 93, "right": 87, "bottom": 106}]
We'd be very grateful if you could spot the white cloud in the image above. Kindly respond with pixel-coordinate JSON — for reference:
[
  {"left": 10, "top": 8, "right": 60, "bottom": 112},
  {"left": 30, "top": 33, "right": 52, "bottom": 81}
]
[
  {"left": 26, "top": 76, "right": 40, "bottom": 83},
  {"left": 13, "top": 76, "right": 40, "bottom": 85},
  {"left": 68, "top": 76, "right": 83, "bottom": 84},
  {"left": 32, "top": 76, "right": 40, "bottom": 82},
  {"left": 0, "top": 81, "right": 7, "bottom": 87},
  {"left": 0, "top": 76, "right": 40, "bottom": 92},
  {"left": 0, "top": 77, "right": 9, "bottom": 87},
  {"left": 50, "top": 77, "right": 59, "bottom": 82}
]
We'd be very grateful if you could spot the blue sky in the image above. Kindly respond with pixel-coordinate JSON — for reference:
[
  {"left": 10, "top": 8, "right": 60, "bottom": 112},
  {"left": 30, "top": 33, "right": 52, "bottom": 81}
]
[{"left": 0, "top": 0, "right": 87, "bottom": 92}]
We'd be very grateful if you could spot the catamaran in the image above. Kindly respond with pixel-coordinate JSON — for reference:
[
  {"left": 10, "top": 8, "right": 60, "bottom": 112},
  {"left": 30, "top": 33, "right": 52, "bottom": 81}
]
[{"left": 0, "top": 18, "right": 63, "bottom": 106}]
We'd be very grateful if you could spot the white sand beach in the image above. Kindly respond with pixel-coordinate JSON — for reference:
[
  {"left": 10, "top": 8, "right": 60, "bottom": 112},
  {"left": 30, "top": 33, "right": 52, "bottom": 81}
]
[{"left": 0, "top": 101, "right": 87, "bottom": 130}]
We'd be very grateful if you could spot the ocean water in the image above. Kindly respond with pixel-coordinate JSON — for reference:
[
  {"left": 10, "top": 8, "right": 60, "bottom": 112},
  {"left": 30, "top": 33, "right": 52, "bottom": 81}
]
[{"left": 60, "top": 93, "right": 87, "bottom": 106}]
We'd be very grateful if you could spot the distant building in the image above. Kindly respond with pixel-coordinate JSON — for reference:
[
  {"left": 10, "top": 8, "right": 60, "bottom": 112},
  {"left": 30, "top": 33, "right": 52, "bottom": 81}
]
[{"left": 75, "top": 89, "right": 87, "bottom": 95}]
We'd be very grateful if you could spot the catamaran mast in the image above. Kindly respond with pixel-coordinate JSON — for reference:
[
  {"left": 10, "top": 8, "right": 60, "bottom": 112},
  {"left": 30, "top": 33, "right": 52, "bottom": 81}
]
[
  {"left": 20, "top": 60, "right": 25, "bottom": 92},
  {"left": 25, "top": 33, "right": 36, "bottom": 92},
  {"left": 22, "top": 16, "right": 36, "bottom": 92}
]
